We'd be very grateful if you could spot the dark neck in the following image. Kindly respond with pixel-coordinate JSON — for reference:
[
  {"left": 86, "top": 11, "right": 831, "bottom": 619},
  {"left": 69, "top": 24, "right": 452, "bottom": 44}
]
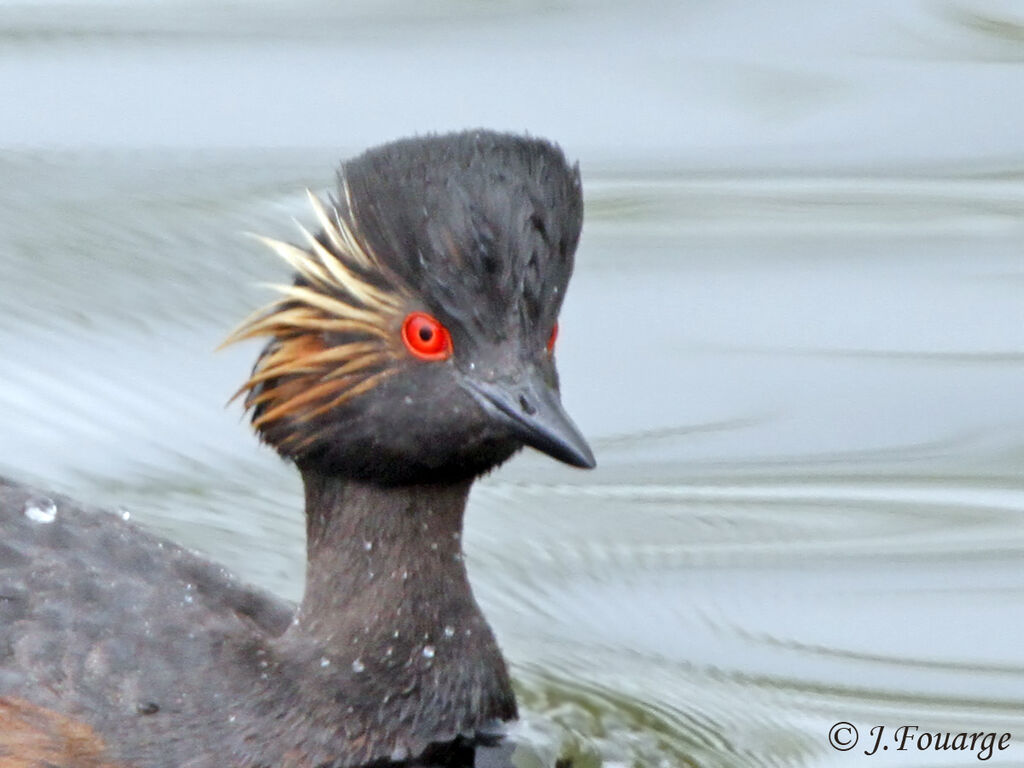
[{"left": 271, "top": 469, "right": 516, "bottom": 765}]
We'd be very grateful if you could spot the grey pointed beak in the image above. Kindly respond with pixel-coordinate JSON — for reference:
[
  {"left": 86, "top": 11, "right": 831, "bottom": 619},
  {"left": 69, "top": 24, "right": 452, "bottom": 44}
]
[{"left": 464, "top": 368, "right": 596, "bottom": 469}]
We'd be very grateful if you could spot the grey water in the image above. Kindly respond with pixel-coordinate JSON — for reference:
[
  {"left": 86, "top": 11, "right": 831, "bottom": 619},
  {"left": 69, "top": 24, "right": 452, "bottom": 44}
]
[{"left": 2, "top": 1, "right": 1024, "bottom": 766}]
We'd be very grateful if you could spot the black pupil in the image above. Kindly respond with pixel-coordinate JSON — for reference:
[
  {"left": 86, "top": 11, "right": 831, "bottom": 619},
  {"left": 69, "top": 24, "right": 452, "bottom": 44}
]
[{"left": 418, "top": 326, "right": 433, "bottom": 342}]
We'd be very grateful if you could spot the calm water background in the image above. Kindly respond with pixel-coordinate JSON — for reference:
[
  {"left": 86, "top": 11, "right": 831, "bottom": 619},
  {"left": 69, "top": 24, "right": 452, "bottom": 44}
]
[{"left": 2, "top": 1, "right": 1024, "bottom": 766}]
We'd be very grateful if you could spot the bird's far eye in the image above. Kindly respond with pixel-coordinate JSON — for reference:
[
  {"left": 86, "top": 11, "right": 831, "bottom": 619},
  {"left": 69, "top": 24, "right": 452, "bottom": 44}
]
[
  {"left": 402, "top": 311, "right": 453, "bottom": 361},
  {"left": 547, "top": 322, "right": 559, "bottom": 355}
]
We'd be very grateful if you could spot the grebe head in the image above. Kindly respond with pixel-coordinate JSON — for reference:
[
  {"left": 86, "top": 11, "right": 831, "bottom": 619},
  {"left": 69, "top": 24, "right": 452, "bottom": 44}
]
[{"left": 226, "top": 130, "right": 594, "bottom": 485}]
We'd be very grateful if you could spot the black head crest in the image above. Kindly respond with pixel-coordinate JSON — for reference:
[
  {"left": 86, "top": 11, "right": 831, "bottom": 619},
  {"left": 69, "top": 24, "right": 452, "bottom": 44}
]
[{"left": 341, "top": 131, "right": 583, "bottom": 343}]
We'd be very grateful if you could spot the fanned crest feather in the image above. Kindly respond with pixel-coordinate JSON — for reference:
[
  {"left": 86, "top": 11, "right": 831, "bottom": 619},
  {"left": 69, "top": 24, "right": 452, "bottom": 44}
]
[{"left": 223, "top": 181, "right": 412, "bottom": 453}]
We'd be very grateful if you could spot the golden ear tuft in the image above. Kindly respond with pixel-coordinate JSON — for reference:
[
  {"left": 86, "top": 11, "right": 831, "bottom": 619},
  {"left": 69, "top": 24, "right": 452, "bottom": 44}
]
[{"left": 222, "top": 188, "right": 411, "bottom": 451}]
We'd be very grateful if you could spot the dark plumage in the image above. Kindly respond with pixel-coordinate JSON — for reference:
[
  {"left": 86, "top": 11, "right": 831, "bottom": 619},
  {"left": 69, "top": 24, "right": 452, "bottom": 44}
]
[{"left": 0, "top": 130, "right": 593, "bottom": 768}]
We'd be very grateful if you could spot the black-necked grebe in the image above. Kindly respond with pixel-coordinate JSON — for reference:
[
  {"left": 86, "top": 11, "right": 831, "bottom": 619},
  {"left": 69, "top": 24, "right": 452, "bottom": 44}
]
[{"left": 0, "top": 130, "right": 593, "bottom": 767}]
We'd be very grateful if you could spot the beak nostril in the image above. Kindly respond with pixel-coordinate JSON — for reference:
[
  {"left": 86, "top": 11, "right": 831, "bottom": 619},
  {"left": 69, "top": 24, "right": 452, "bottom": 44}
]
[{"left": 518, "top": 394, "right": 537, "bottom": 416}]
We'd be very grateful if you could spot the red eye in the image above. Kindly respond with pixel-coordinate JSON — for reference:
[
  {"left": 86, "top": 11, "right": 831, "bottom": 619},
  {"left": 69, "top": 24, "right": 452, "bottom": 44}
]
[
  {"left": 546, "top": 322, "right": 559, "bottom": 354},
  {"left": 402, "top": 312, "right": 453, "bottom": 361}
]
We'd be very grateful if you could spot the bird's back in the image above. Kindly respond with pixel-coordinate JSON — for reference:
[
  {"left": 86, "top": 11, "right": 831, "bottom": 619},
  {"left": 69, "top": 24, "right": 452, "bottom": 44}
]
[{"left": 0, "top": 477, "right": 293, "bottom": 766}]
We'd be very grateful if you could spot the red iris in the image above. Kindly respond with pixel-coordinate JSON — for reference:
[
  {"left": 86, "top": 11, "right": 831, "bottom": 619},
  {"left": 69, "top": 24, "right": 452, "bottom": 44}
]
[
  {"left": 547, "top": 322, "right": 559, "bottom": 354},
  {"left": 402, "top": 312, "right": 453, "bottom": 361}
]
